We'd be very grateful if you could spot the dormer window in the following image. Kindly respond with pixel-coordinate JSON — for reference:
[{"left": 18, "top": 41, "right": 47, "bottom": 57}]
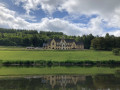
[
  {"left": 62, "top": 39, "right": 64, "bottom": 42},
  {"left": 52, "top": 42, "right": 54, "bottom": 45}
]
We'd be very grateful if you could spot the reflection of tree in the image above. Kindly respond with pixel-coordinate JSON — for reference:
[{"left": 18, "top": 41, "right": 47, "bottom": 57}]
[
  {"left": 93, "top": 74, "right": 120, "bottom": 89},
  {"left": 84, "top": 76, "right": 95, "bottom": 89}
]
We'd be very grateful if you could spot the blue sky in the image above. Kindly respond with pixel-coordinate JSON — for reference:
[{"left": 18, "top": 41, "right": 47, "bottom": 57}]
[{"left": 0, "top": 0, "right": 120, "bottom": 36}]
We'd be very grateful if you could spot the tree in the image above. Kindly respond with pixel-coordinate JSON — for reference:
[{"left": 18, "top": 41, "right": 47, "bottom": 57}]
[
  {"left": 0, "top": 28, "right": 119, "bottom": 49},
  {"left": 23, "top": 37, "right": 31, "bottom": 46},
  {"left": 31, "top": 35, "right": 42, "bottom": 47},
  {"left": 105, "top": 33, "right": 115, "bottom": 50},
  {"left": 91, "top": 37, "right": 105, "bottom": 50}
]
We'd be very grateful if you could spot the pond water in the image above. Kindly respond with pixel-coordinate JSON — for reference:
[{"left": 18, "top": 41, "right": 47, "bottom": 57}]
[{"left": 0, "top": 66, "right": 120, "bottom": 90}]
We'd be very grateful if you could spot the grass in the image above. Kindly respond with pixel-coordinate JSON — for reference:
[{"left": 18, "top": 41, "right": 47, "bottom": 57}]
[
  {"left": 0, "top": 66, "right": 119, "bottom": 76},
  {"left": 0, "top": 50, "right": 119, "bottom": 61},
  {"left": 0, "top": 46, "right": 26, "bottom": 51},
  {"left": 0, "top": 47, "right": 119, "bottom": 76}
]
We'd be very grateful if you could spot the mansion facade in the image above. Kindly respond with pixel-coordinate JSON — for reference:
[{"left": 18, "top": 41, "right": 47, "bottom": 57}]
[{"left": 43, "top": 37, "right": 84, "bottom": 50}]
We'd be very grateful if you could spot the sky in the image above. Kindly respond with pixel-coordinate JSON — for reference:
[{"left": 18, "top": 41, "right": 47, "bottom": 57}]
[{"left": 0, "top": 0, "right": 120, "bottom": 36}]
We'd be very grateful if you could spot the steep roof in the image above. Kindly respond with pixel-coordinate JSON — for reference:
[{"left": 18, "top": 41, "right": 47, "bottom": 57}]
[
  {"left": 75, "top": 42, "right": 84, "bottom": 45},
  {"left": 65, "top": 39, "right": 75, "bottom": 43},
  {"left": 46, "top": 38, "right": 83, "bottom": 45},
  {"left": 54, "top": 39, "right": 61, "bottom": 42},
  {"left": 47, "top": 39, "right": 52, "bottom": 45}
]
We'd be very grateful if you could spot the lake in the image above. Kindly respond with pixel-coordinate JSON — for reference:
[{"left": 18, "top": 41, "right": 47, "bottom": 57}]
[{"left": 0, "top": 66, "right": 120, "bottom": 90}]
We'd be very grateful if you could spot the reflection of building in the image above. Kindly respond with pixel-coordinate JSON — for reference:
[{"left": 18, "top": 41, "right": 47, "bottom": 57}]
[
  {"left": 43, "top": 36, "right": 84, "bottom": 50},
  {"left": 0, "top": 74, "right": 119, "bottom": 90},
  {"left": 43, "top": 75, "right": 86, "bottom": 88}
]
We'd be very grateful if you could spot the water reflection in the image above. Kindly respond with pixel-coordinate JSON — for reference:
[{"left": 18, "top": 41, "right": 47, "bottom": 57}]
[{"left": 0, "top": 74, "right": 120, "bottom": 90}]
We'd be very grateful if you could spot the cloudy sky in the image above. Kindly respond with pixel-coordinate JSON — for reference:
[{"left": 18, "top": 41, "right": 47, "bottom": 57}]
[{"left": 0, "top": 0, "right": 120, "bottom": 36}]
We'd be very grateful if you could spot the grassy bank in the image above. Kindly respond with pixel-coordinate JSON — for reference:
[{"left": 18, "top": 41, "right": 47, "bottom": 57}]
[
  {"left": 0, "top": 47, "right": 119, "bottom": 66},
  {"left": 0, "top": 66, "right": 119, "bottom": 76},
  {"left": 0, "top": 50, "right": 119, "bottom": 61}
]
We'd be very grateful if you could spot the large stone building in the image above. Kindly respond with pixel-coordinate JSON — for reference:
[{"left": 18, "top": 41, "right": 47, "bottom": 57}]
[{"left": 43, "top": 37, "right": 84, "bottom": 50}]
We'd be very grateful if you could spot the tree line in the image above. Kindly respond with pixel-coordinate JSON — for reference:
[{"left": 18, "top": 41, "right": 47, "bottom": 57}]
[
  {"left": 0, "top": 28, "right": 119, "bottom": 50},
  {"left": 91, "top": 33, "right": 120, "bottom": 50}
]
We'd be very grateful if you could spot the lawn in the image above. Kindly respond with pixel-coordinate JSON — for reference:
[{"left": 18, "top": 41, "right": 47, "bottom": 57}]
[
  {"left": 0, "top": 50, "right": 119, "bottom": 61},
  {"left": 0, "top": 66, "right": 119, "bottom": 76}
]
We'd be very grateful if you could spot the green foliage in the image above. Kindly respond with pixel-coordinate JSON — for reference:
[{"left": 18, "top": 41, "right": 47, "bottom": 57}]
[
  {"left": 91, "top": 37, "right": 106, "bottom": 50},
  {"left": 2, "top": 60, "right": 120, "bottom": 67},
  {"left": 0, "top": 28, "right": 96, "bottom": 49},
  {"left": 75, "top": 34, "right": 94, "bottom": 49},
  {"left": 0, "top": 38, "right": 16, "bottom": 46},
  {"left": 0, "top": 28, "right": 38, "bottom": 34},
  {"left": 0, "top": 28, "right": 65, "bottom": 47},
  {"left": 91, "top": 33, "right": 120, "bottom": 50},
  {"left": 112, "top": 49, "right": 120, "bottom": 55},
  {"left": 0, "top": 28, "right": 120, "bottom": 50}
]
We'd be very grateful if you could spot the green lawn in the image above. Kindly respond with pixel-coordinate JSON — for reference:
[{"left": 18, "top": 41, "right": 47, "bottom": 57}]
[
  {"left": 0, "top": 66, "right": 119, "bottom": 76},
  {"left": 0, "top": 50, "right": 119, "bottom": 61},
  {"left": 0, "top": 46, "right": 26, "bottom": 51}
]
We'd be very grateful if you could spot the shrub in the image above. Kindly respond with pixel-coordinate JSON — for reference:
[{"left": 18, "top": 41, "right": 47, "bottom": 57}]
[
  {"left": 112, "top": 49, "right": 119, "bottom": 55},
  {"left": 47, "top": 61, "right": 53, "bottom": 66}
]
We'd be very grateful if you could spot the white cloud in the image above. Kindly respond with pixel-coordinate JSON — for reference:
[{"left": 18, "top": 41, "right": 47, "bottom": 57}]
[
  {"left": 13, "top": 0, "right": 120, "bottom": 27},
  {"left": 0, "top": 3, "right": 104, "bottom": 36},
  {"left": 14, "top": 0, "right": 65, "bottom": 14},
  {"left": 59, "top": 0, "right": 120, "bottom": 15},
  {"left": 0, "top": 3, "right": 29, "bottom": 29},
  {"left": 105, "top": 7, "right": 120, "bottom": 28},
  {"left": 0, "top": 3, "right": 99, "bottom": 36},
  {"left": 0, "top": 2, "right": 120, "bottom": 36},
  {"left": 13, "top": 0, "right": 120, "bottom": 16},
  {"left": 19, "top": 14, "right": 36, "bottom": 22},
  {"left": 108, "top": 30, "right": 120, "bottom": 36}
]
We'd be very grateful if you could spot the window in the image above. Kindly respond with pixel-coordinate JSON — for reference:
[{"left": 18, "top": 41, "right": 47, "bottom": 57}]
[{"left": 52, "top": 42, "right": 54, "bottom": 45}]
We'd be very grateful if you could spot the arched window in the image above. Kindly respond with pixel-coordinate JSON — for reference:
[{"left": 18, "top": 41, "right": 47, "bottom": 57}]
[{"left": 52, "top": 42, "right": 54, "bottom": 45}]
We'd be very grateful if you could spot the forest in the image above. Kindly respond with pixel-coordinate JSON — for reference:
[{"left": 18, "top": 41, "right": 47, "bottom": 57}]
[{"left": 0, "top": 28, "right": 120, "bottom": 50}]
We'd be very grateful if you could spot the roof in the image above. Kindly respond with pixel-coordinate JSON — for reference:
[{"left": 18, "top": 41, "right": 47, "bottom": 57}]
[
  {"left": 65, "top": 39, "right": 75, "bottom": 43},
  {"left": 47, "top": 39, "right": 52, "bottom": 45},
  {"left": 47, "top": 39, "right": 75, "bottom": 43},
  {"left": 75, "top": 42, "right": 84, "bottom": 45},
  {"left": 54, "top": 39, "right": 61, "bottom": 42},
  {"left": 46, "top": 38, "right": 83, "bottom": 45}
]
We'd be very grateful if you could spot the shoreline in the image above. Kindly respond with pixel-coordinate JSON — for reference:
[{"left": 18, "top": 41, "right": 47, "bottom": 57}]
[{"left": 1, "top": 60, "right": 120, "bottom": 67}]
